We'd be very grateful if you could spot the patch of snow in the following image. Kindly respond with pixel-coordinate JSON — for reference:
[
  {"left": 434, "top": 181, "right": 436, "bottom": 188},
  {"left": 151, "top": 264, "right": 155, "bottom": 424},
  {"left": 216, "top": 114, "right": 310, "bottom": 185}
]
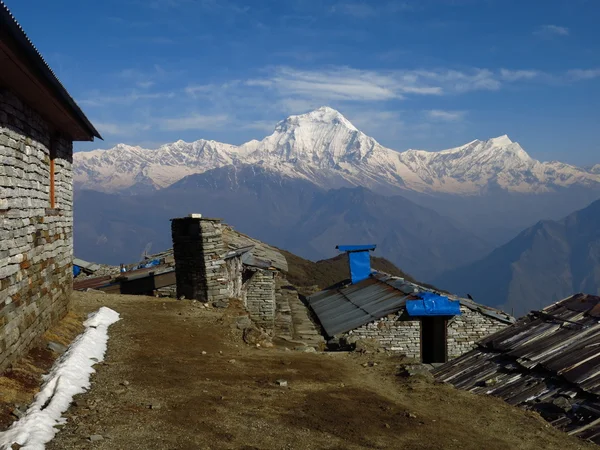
[{"left": 0, "top": 307, "right": 120, "bottom": 450}]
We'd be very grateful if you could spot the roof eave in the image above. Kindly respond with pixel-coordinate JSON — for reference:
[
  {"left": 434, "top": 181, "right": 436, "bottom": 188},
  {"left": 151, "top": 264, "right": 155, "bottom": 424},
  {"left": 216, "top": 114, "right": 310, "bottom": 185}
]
[{"left": 0, "top": 1, "right": 101, "bottom": 141}]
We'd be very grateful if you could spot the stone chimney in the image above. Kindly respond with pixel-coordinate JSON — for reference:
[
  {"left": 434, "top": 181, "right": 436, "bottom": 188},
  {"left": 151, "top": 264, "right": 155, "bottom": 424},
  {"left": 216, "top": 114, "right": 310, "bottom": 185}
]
[{"left": 171, "top": 215, "right": 227, "bottom": 302}]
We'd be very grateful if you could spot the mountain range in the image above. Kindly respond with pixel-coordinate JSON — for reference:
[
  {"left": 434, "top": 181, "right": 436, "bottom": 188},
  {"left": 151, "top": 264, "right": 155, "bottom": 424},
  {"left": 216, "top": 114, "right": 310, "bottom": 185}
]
[
  {"left": 74, "top": 165, "right": 489, "bottom": 281},
  {"left": 434, "top": 198, "right": 600, "bottom": 317},
  {"left": 75, "top": 107, "right": 600, "bottom": 197},
  {"left": 73, "top": 106, "right": 600, "bottom": 315}
]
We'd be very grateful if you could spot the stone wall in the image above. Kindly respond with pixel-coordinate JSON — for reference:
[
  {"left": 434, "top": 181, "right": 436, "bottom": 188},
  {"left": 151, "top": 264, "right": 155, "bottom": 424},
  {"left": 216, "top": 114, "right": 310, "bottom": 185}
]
[
  {"left": 0, "top": 88, "right": 73, "bottom": 372},
  {"left": 447, "top": 305, "right": 509, "bottom": 359},
  {"left": 344, "top": 313, "right": 421, "bottom": 357},
  {"left": 344, "top": 305, "right": 509, "bottom": 361},
  {"left": 244, "top": 269, "right": 276, "bottom": 329},
  {"left": 171, "top": 218, "right": 228, "bottom": 303}
]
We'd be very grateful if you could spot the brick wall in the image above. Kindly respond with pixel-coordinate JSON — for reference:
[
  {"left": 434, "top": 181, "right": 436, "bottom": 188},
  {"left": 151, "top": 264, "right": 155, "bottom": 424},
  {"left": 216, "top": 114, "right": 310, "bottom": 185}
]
[
  {"left": 0, "top": 88, "right": 73, "bottom": 372},
  {"left": 344, "top": 305, "right": 509, "bottom": 360},
  {"left": 243, "top": 269, "right": 276, "bottom": 329}
]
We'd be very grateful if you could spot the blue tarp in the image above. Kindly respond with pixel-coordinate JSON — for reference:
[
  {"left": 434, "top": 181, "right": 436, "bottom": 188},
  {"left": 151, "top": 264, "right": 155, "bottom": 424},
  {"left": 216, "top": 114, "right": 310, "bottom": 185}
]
[
  {"left": 73, "top": 265, "right": 81, "bottom": 277},
  {"left": 135, "top": 259, "right": 161, "bottom": 270},
  {"left": 337, "top": 245, "right": 376, "bottom": 252},
  {"left": 406, "top": 292, "right": 461, "bottom": 316},
  {"left": 348, "top": 250, "right": 372, "bottom": 284}
]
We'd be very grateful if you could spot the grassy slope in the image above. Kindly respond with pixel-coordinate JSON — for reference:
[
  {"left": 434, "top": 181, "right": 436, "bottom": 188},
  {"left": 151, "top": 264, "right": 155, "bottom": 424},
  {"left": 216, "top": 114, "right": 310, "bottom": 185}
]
[{"left": 279, "top": 250, "right": 439, "bottom": 295}]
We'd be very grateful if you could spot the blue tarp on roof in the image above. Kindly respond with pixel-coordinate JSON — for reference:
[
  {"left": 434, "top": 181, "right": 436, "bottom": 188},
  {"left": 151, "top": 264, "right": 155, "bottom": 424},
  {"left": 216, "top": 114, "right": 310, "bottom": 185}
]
[
  {"left": 336, "top": 244, "right": 376, "bottom": 252},
  {"left": 406, "top": 292, "right": 461, "bottom": 316},
  {"left": 73, "top": 265, "right": 81, "bottom": 277},
  {"left": 349, "top": 250, "right": 371, "bottom": 284}
]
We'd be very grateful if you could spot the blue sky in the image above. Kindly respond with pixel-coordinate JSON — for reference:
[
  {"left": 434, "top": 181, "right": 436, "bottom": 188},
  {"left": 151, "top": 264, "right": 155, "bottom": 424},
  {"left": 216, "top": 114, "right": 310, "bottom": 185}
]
[{"left": 6, "top": 0, "right": 600, "bottom": 165}]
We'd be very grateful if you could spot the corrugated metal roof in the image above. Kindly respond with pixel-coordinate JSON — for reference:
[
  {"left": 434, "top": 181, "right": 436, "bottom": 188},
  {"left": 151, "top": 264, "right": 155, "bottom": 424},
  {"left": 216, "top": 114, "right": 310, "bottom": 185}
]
[
  {"left": 222, "top": 227, "right": 288, "bottom": 272},
  {"left": 73, "top": 258, "right": 101, "bottom": 272},
  {"left": 434, "top": 293, "right": 600, "bottom": 445},
  {"left": 307, "top": 277, "right": 414, "bottom": 337}
]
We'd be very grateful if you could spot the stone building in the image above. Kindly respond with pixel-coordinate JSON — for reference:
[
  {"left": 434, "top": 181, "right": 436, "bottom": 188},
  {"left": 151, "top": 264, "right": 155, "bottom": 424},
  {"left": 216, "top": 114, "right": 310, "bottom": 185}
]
[
  {"left": 0, "top": 2, "right": 100, "bottom": 371},
  {"left": 171, "top": 216, "right": 287, "bottom": 329},
  {"left": 307, "top": 247, "right": 514, "bottom": 363}
]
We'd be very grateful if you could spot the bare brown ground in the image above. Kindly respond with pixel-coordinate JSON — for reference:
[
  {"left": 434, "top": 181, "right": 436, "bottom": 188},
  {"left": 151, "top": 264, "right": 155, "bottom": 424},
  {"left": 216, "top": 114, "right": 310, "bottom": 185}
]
[{"left": 8, "top": 291, "right": 591, "bottom": 450}]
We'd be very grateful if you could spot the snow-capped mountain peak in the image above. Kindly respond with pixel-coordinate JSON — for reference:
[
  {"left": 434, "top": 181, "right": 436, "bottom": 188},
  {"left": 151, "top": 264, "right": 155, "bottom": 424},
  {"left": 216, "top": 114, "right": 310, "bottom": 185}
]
[
  {"left": 276, "top": 106, "right": 359, "bottom": 132},
  {"left": 73, "top": 107, "right": 600, "bottom": 195}
]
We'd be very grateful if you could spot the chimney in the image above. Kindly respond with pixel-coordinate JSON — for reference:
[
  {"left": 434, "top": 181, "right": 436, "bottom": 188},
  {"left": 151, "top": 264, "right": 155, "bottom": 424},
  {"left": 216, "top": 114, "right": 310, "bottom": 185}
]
[
  {"left": 336, "top": 245, "right": 376, "bottom": 284},
  {"left": 170, "top": 214, "right": 226, "bottom": 302}
]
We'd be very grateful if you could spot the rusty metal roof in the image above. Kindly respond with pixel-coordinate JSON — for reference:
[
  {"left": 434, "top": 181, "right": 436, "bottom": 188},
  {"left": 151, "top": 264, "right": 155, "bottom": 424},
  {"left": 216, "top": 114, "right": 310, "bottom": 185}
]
[
  {"left": 434, "top": 293, "right": 600, "bottom": 445},
  {"left": 307, "top": 272, "right": 513, "bottom": 338}
]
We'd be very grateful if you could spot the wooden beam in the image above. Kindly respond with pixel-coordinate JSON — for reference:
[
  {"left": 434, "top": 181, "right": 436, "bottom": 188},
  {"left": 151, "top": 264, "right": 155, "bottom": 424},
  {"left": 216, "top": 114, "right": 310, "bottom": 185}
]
[{"left": 49, "top": 158, "right": 55, "bottom": 209}]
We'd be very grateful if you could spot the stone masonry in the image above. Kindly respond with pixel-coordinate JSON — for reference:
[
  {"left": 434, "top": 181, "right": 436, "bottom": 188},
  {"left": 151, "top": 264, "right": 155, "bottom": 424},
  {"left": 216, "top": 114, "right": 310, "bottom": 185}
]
[
  {"left": 171, "top": 217, "right": 228, "bottom": 303},
  {"left": 0, "top": 89, "right": 73, "bottom": 371},
  {"left": 171, "top": 216, "right": 278, "bottom": 328},
  {"left": 344, "top": 305, "right": 509, "bottom": 360},
  {"left": 244, "top": 269, "right": 276, "bottom": 329},
  {"left": 447, "top": 305, "right": 508, "bottom": 359}
]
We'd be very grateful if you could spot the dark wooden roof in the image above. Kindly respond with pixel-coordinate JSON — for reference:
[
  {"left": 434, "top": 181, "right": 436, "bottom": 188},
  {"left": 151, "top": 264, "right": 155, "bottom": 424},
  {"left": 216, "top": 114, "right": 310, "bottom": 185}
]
[
  {"left": 0, "top": 1, "right": 101, "bottom": 141},
  {"left": 434, "top": 293, "right": 600, "bottom": 445}
]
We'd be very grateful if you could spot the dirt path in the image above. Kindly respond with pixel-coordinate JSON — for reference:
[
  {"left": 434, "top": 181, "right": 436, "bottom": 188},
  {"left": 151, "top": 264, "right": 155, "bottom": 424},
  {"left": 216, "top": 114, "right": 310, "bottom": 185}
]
[{"left": 47, "top": 292, "right": 594, "bottom": 450}]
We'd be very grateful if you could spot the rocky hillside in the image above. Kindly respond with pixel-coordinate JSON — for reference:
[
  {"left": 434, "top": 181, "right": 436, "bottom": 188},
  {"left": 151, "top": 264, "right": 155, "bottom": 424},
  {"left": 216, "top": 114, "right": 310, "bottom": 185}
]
[
  {"left": 434, "top": 198, "right": 600, "bottom": 316},
  {"left": 73, "top": 167, "right": 490, "bottom": 281}
]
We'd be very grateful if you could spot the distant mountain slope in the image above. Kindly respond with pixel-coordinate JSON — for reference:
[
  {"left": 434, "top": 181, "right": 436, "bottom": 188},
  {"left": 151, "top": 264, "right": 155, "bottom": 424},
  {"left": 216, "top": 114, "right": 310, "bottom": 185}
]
[
  {"left": 281, "top": 250, "right": 439, "bottom": 296},
  {"left": 433, "top": 198, "right": 600, "bottom": 316},
  {"left": 74, "top": 107, "right": 600, "bottom": 196},
  {"left": 284, "top": 186, "right": 489, "bottom": 279},
  {"left": 74, "top": 165, "right": 489, "bottom": 281}
]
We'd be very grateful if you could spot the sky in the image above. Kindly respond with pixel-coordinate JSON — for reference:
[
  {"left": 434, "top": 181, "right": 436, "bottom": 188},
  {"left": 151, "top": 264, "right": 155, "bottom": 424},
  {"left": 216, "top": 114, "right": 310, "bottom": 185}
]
[{"left": 6, "top": 0, "right": 600, "bottom": 165}]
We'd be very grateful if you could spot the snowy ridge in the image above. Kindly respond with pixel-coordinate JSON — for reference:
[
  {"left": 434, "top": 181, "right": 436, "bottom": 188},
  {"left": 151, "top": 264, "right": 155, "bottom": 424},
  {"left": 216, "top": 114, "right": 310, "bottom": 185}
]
[
  {"left": 74, "top": 106, "right": 600, "bottom": 195},
  {"left": 0, "top": 307, "right": 120, "bottom": 450}
]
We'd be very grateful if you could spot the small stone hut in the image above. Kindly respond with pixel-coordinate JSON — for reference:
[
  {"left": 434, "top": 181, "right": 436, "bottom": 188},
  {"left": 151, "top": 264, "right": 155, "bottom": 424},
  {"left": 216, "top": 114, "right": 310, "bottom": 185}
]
[
  {"left": 307, "top": 247, "right": 514, "bottom": 363},
  {"left": 171, "top": 215, "right": 288, "bottom": 329},
  {"left": 0, "top": 2, "right": 100, "bottom": 371}
]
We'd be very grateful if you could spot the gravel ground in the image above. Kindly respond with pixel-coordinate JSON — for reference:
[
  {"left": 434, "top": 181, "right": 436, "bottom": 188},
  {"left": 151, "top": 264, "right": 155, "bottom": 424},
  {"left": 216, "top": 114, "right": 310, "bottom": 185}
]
[{"left": 41, "top": 291, "right": 595, "bottom": 450}]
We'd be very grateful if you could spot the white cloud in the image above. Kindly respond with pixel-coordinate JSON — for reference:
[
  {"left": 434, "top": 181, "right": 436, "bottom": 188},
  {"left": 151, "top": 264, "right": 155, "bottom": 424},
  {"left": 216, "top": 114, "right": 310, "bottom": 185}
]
[
  {"left": 137, "top": 81, "right": 155, "bottom": 89},
  {"left": 248, "top": 66, "right": 502, "bottom": 105},
  {"left": 184, "top": 84, "right": 216, "bottom": 95},
  {"left": 268, "top": 67, "right": 402, "bottom": 101},
  {"left": 240, "top": 121, "right": 277, "bottom": 132},
  {"left": 567, "top": 69, "right": 600, "bottom": 81},
  {"left": 427, "top": 110, "right": 466, "bottom": 121},
  {"left": 331, "top": 1, "right": 414, "bottom": 18},
  {"left": 160, "top": 114, "right": 230, "bottom": 131},
  {"left": 93, "top": 121, "right": 150, "bottom": 136},
  {"left": 80, "top": 91, "right": 176, "bottom": 107},
  {"left": 534, "top": 24, "right": 569, "bottom": 37},
  {"left": 500, "top": 69, "right": 541, "bottom": 82}
]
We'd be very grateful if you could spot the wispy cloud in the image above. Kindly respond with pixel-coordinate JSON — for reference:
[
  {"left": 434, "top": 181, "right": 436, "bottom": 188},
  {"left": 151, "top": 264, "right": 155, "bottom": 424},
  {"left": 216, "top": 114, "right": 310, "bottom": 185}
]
[
  {"left": 331, "top": 1, "right": 414, "bottom": 18},
  {"left": 499, "top": 69, "right": 541, "bottom": 82},
  {"left": 427, "top": 110, "right": 466, "bottom": 121},
  {"left": 567, "top": 68, "right": 600, "bottom": 81},
  {"left": 247, "top": 67, "right": 506, "bottom": 104},
  {"left": 80, "top": 91, "right": 176, "bottom": 107},
  {"left": 94, "top": 121, "right": 150, "bottom": 136},
  {"left": 534, "top": 24, "right": 569, "bottom": 37},
  {"left": 160, "top": 114, "right": 230, "bottom": 131}
]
